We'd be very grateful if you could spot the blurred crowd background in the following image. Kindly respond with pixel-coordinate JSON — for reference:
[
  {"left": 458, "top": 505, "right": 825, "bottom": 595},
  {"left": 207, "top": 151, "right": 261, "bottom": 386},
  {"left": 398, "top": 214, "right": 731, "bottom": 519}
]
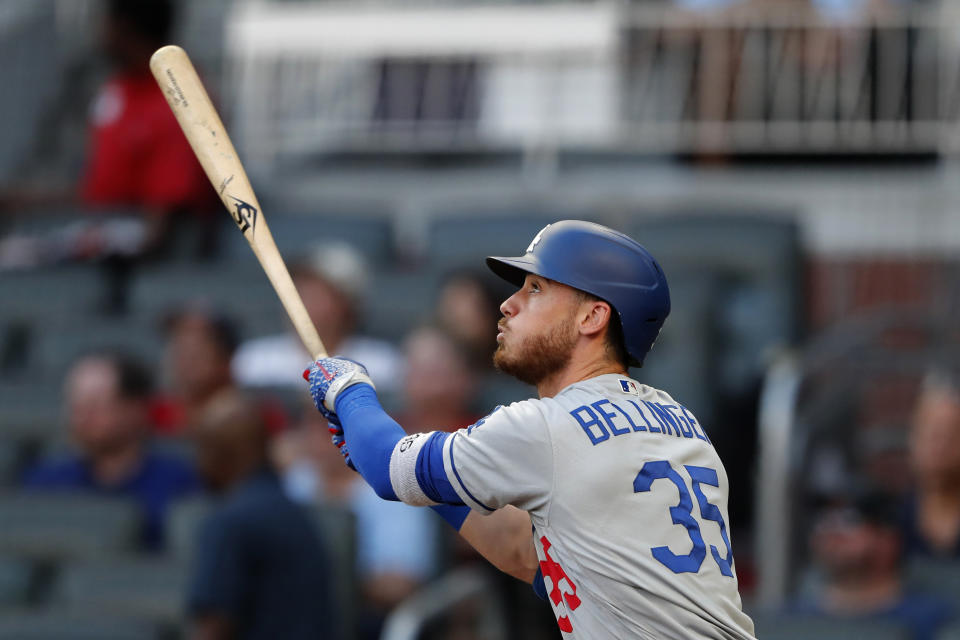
[{"left": 1, "top": 0, "right": 959, "bottom": 638}]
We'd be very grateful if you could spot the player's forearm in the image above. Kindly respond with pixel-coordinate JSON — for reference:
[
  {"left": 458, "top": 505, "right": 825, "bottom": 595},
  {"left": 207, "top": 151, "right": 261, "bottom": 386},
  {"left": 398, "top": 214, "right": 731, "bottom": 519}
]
[
  {"left": 334, "top": 384, "right": 405, "bottom": 500},
  {"left": 335, "top": 384, "right": 466, "bottom": 508},
  {"left": 459, "top": 507, "right": 539, "bottom": 583}
]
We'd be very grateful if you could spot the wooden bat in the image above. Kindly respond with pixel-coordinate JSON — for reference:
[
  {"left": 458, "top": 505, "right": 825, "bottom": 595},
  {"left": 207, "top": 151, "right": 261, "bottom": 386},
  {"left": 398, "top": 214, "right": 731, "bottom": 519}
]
[{"left": 149, "top": 45, "right": 327, "bottom": 360}]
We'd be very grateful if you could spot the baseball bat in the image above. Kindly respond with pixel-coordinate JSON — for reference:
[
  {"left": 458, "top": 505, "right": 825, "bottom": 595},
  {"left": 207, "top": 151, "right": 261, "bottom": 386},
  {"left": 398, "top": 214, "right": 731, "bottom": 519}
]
[{"left": 149, "top": 45, "right": 327, "bottom": 360}]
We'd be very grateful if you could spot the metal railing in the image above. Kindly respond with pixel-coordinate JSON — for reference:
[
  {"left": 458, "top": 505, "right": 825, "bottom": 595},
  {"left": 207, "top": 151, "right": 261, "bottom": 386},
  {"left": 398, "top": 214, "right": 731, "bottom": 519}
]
[
  {"left": 754, "top": 300, "right": 960, "bottom": 607},
  {"left": 225, "top": 2, "right": 960, "bottom": 172},
  {"left": 380, "top": 567, "right": 508, "bottom": 640}
]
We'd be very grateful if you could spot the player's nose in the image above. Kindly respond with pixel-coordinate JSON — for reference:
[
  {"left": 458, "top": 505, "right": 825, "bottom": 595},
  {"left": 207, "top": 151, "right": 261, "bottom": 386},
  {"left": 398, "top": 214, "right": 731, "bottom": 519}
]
[{"left": 499, "top": 291, "right": 519, "bottom": 317}]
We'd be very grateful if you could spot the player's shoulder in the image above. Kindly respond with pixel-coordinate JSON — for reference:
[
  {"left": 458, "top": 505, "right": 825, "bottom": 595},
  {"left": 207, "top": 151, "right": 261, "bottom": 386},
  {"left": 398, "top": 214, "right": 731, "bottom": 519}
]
[
  {"left": 550, "top": 373, "right": 705, "bottom": 428},
  {"left": 471, "top": 396, "right": 549, "bottom": 431},
  {"left": 478, "top": 374, "right": 698, "bottom": 429}
]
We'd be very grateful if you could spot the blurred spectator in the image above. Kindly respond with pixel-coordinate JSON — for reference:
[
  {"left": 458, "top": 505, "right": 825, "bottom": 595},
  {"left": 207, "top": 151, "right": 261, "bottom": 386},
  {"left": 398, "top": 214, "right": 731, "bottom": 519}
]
[
  {"left": 792, "top": 488, "right": 953, "bottom": 640},
  {"left": 188, "top": 391, "right": 335, "bottom": 640},
  {"left": 81, "top": 0, "right": 215, "bottom": 254},
  {"left": 274, "top": 402, "right": 437, "bottom": 640},
  {"left": 395, "top": 325, "right": 481, "bottom": 433},
  {"left": 0, "top": 0, "right": 215, "bottom": 311},
  {"left": 22, "top": 351, "right": 198, "bottom": 550},
  {"left": 901, "top": 372, "right": 960, "bottom": 558},
  {"left": 152, "top": 306, "right": 241, "bottom": 436},
  {"left": 434, "top": 270, "right": 504, "bottom": 370},
  {"left": 232, "top": 242, "right": 403, "bottom": 396}
]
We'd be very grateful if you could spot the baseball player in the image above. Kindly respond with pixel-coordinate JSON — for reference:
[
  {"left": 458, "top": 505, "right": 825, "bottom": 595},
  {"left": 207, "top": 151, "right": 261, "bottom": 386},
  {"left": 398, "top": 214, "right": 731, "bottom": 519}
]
[{"left": 306, "top": 220, "right": 756, "bottom": 639}]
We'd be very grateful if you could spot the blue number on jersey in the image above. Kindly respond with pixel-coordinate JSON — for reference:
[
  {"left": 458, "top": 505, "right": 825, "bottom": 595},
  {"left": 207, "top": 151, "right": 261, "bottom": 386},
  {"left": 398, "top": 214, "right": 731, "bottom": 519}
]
[
  {"left": 633, "top": 460, "right": 734, "bottom": 577},
  {"left": 633, "top": 460, "right": 705, "bottom": 573},
  {"left": 686, "top": 465, "right": 735, "bottom": 577}
]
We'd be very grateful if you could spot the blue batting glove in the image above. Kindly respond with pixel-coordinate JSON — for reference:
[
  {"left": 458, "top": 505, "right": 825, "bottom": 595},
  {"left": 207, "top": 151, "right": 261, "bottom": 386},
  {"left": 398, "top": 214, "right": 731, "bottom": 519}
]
[{"left": 304, "top": 356, "right": 375, "bottom": 425}]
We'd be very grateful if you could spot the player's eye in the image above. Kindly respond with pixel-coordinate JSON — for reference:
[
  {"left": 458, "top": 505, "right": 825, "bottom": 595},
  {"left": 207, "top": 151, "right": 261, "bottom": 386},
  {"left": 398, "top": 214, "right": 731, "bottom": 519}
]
[{"left": 529, "top": 281, "right": 541, "bottom": 293}]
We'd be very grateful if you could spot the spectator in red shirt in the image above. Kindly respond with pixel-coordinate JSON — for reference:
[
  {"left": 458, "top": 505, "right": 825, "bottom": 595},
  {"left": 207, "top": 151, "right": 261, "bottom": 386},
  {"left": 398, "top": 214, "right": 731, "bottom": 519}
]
[
  {"left": 81, "top": 0, "right": 215, "bottom": 255},
  {"left": 0, "top": 0, "right": 216, "bottom": 314}
]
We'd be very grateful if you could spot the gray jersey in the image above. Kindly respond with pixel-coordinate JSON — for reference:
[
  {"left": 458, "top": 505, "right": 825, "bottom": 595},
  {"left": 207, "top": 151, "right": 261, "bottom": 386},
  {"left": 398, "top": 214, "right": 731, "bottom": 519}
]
[{"left": 440, "top": 373, "right": 756, "bottom": 640}]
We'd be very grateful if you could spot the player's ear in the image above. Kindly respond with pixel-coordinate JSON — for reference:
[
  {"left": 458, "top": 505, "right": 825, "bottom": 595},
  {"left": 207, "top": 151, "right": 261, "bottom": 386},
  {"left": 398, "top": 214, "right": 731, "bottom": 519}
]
[{"left": 577, "top": 299, "right": 612, "bottom": 338}]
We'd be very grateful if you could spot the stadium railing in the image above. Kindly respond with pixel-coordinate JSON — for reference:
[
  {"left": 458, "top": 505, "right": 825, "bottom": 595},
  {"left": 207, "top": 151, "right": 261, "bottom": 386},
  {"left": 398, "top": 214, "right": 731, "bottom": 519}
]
[
  {"left": 380, "top": 566, "right": 507, "bottom": 640},
  {"left": 224, "top": 2, "right": 960, "bottom": 176},
  {"left": 755, "top": 306, "right": 960, "bottom": 607}
]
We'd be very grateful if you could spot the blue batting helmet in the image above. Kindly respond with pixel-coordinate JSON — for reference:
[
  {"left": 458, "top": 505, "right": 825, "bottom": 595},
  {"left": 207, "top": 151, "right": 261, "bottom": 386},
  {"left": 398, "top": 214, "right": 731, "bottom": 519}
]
[{"left": 486, "top": 220, "right": 670, "bottom": 367}]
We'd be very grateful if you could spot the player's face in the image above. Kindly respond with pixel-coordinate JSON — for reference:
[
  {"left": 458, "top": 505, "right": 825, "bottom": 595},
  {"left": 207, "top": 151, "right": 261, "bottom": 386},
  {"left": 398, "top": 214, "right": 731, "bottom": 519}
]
[{"left": 493, "top": 274, "right": 580, "bottom": 386}]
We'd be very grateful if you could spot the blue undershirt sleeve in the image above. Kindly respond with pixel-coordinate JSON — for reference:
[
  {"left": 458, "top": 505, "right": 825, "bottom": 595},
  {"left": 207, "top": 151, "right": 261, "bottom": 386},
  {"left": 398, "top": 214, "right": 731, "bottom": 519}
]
[
  {"left": 334, "top": 384, "right": 403, "bottom": 500},
  {"left": 334, "top": 385, "right": 468, "bottom": 510},
  {"left": 429, "top": 504, "right": 470, "bottom": 530}
]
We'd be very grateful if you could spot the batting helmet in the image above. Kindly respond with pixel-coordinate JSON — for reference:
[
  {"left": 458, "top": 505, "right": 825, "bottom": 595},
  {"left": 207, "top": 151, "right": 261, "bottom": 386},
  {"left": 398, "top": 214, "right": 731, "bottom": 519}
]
[{"left": 486, "top": 220, "right": 670, "bottom": 367}]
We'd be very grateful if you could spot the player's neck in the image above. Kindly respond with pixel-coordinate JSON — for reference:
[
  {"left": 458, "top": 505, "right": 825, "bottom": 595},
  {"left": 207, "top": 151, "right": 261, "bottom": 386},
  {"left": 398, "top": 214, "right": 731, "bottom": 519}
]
[{"left": 536, "top": 356, "right": 627, "bottom": 399}]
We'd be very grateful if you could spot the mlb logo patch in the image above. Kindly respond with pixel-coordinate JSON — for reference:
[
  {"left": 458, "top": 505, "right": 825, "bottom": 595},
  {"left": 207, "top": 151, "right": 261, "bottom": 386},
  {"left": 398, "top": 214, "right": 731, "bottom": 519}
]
[{"left": 619, "top": 380, "right": 639, "bottom": 395}]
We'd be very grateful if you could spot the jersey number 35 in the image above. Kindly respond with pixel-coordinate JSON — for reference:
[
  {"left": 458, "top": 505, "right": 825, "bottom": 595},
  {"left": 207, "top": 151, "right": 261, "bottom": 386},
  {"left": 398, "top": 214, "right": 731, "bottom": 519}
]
[{"left": 633, "top": 460, "right": 735, "bottom": 577}]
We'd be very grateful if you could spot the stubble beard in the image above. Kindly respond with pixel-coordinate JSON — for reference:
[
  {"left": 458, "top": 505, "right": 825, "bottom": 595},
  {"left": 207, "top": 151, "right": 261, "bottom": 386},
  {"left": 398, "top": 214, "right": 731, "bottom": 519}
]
[{"left": 493, "top": 316, "right": 578, "bottom": 387}]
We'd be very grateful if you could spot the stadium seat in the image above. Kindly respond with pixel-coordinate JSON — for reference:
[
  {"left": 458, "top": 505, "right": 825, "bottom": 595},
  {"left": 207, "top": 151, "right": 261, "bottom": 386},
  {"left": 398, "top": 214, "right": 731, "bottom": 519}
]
[
  {"left": 425, "top": 212, "right": 566, "bottom": 269},
  {"left": 0, "top": 556, "right": 34, "bottom": 606},
  {"left": 0, "top": 380, "right": 61, "bottom": 444},
  {"left": 127, "top": 261, "right": 283, "bottom": 338},
  {"left": 937, "top": 621, "right": 960, "bottom": 640},
  {"left": 51, "top": 558, "right": 188, "bottom": 625},
  {"left": 361, "top": 269, "right": 441, "bottom": 341},
  {"left": 31, "top": 316, "right": 163, "bottom": 378},
  {"left": 0, "top": 493, "right": 140, "bottom": 561},
  {"left": 166, "top": 496, "right": 214, "bottom": 561},
  {"left": 0, "top": 438, "right": 23, "bottom": 486},
  {"left": 0, "top": 611, "right": 159, "bottom": 640},
  {"left": 0, "top": 265, "right": 102, "bottom": 321},
  {"left": 638, "top": 271, "right": 717, "bottom": 423},
  {"left": 630, "top": 214, "right": 802, "bottom": 395},
  {"left": 219, "top": 212, "right": 395, "bottom": 266},
  {"left": 906, "top": 558, "right": 960, "bottom": 609},
  {"left": 751, "top": 612, "right": 910, "bottom": 640}
]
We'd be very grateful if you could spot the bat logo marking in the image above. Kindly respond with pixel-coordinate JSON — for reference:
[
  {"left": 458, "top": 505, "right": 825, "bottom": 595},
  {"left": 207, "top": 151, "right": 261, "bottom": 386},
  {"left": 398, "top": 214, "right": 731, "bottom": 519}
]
[
  {"left": 229, "top": 195, "right": 257, "bottom": 235},
  {"left": 165, "top": 69, "right": 188, "bottom": 107}
]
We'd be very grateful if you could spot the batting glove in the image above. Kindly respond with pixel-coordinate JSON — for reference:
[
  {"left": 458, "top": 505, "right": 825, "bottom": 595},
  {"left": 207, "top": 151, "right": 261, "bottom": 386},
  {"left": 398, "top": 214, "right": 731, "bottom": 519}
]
[
  {"left": 304, "top": 357, "right": 375, "bottom": 425},
  {"left": 329, "top": 424, "right": 356, "bottom": 472}
]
